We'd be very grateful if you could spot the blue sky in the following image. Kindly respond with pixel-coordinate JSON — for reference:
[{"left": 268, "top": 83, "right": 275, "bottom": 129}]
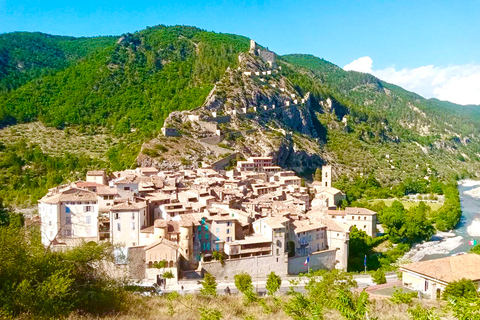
[{"left": 2, "top": 0, "right": 480, "bottom": 104}]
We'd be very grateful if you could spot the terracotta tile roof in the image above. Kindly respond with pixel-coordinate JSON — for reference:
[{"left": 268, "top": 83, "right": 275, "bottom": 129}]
[
  {"left": 40, "top": 188, "right": 98, "bottom": 204},
  {"left": 111, "top": 200, "right": 146, "bottom": 211},
  {"left": 140, "top": 226, "right": 154, "bottom": 234},
  {"left": 258, "top": 216, "right": 289, "bottom": 229},
  {"left": 292, "top": 219, "right": 326, "bottom": 233},
  {"left": 315, "top": 187, "right": 343, "bottom": 195},
  {"left": 144, "top": 237, "right": 179, "bottom": 251},
  {"left": 327, "top": 210, "right": 346, "bottom": 216},
  {"left": 400, "top": 254, "right": 480, "bottom": 283},
  {"left": 319, "top": 218, "right": 351, "bottom": 233},
  {"left": 345, "top": 207, "right": 376, "bottom": 216},
  {"left": 75, "top": 181, "right": 105, "bottom": 188},
  {"left": 97, "top": 186, "right": 120, "bottom": 195}
]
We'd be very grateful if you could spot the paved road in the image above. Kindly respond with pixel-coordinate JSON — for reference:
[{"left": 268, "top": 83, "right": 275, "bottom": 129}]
[{"left": 160, "top": 273, "right": 399, "bottom": 295}]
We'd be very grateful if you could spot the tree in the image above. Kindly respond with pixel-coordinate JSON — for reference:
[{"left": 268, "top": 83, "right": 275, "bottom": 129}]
[
  {"left": 314, "top": 168, "right": 322, "bottom": 181},
  {"left": 443, "top": 279, "right": 478, "bottom": 300},
  {"left": 200, "top": 273, "right": 217, "bottom": 297},
  {"left": 234, "top": 272, "right": 253, "bottom": 294},
  {"left": 266, "top": 272, "right": 282, "bottom": 296},
  {"left": 331, "top": 289, "right": 370, "bottom": 320},
  {"left": 372, "top": 269, "right": 386, "bottom": 285}
]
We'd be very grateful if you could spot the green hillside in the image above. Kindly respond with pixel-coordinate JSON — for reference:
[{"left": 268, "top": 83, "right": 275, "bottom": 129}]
[
  {"left": 0, "top": 32, "right": 116, "bottom": 92},
  {"left": 280, "top": 54, "right": 480, "bottom": 182},
  {"left": 0, "top": 26, "right": 249, "bottom": 133}
]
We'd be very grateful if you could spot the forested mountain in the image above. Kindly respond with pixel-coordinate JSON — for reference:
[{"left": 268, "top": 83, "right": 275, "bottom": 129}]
[
  {"left": 1, "top": 25, "right": 480, "bottom": 206},
  {"left": 0, "top": 26, "right": 249, "bottom": 133},
  {"left": 0, "top": 32, "right": 116, "bottom": 92}
]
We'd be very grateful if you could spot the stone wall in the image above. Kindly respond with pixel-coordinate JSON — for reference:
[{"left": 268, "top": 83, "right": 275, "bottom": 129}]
[
  {"left": 210, "top": 152, "right": 241, "bottom": 171},
  {"left": 287, "top": 249, "right": 337, "bottom": 275},
  {"left": 197, "top": 121, "right": 218, "bottom": 134},
  {"left": 205, "top": 115, "right": 231, "bottom": 124},
  {"left": 200, "top": 135, "right": 225, "bottom": 145},
  {"left": 127, "top": 246, "right": 146, "bottom": 280},
  {"left": 202, "top": 254, "right": 288, "bottom": 279}
]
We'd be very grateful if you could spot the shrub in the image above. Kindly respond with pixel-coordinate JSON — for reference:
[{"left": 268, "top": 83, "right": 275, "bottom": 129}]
[
  {"left": 142, "top": 148, "right": 159, "bottom": 157},
  {"left": 372, "top": 269, "right": 387, "bottom": 284},
  {"left": 199, "top": 307, "right": 222, "bottom": 320},
  {"left": 266, "top": 272, "right": 282, "bottom": 296},
  {"left": 155, "top": 144, "right": 168, "bottom": 152},
  {"left": 390, "top": 288, "right": 417, "bottom": 304},
  {"left": 234, "top": 272, "right": 253, "bottom": 294},
  {"left": 443, "top": 279, "right": 477, "bottom": 300},
  {"left": 200, "top": 273, "right": 217, "bottom": 297}
]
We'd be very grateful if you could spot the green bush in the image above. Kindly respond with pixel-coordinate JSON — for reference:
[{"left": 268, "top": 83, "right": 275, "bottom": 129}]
[
  {"left": 372, "top": 269, "right": 387, "bottom": 284},
  {"left": 266, "top": 272, "right": 282, "bottom": 296},
  {"left": 234, "top": 272, "right": 253, "bottom": 294},
  {"left": 200, "top": 273, "right": 217, "bottom": 297},
  {"left": 443, "top": 279, "right": 478, "bottom": 300},
  {"left": 142, "top": 148, "right": 160, "bottom": 157},
  {"left": 0, "top": 219, "right": 126, "bottom": 318},
  {"left": 390, "top": 288, "right": 417, "bottom": 304}
]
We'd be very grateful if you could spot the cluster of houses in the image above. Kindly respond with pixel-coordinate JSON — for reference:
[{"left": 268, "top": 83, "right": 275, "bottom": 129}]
[{"left": 39, "top": 157, "right": 378, "bottom": 283}]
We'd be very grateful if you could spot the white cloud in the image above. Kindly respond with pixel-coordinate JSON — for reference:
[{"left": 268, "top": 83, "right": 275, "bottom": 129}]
[
  {"left": 343, "top": 56, "right": 480, "bottom": 105},
  {"left": 343, "top": 56, "right": 373, "bottom": 73}
]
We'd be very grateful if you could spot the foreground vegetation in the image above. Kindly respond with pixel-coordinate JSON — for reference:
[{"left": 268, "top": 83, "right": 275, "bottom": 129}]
[{"left": 2, "top": 205, "right": 480, "bottom": 319}]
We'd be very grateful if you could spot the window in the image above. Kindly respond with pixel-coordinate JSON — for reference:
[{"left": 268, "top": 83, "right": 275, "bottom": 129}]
[
  {"left": 84, "top": 206, "right": 92, "bottom": 212},
  {"left": 117, "top": 223, "right": 121, "bottom": 231},
  {"left": 49, "top": 221, "right": 52, "bottom": 226},
  {"left": 216, "top": 228, "right": 220, "bottom": 234},
  {"left": 227, "top": 222, "right": 232, "bottom": 227},
  {"left": 65, "top": 229, "right": 71, "bottom": 236},
  {"left": 65, "top": 207, "right": 70, "bottom": 213},
  {"left": 115, "top": 213, "right": 119, "bottom": 220},
  {"left": 216, "top": 244, "right": 219, "bottom": 251},
  {"left": 227, "top": 229, "right": 230, "bottom": 234},
  {"left": 198, "top": 226, "right": 201, "bottom": 232},
  {"left": 124, "top": 187, "right": 130, "bottom": 191},
  {"left": 276, "top": 248, "right": 279, "bottom": 255},
  {"left": 85, "top": 216, "right": 91, "bottom": 224},
  {"left": 66, "top": 217, "right": 71, "bottom": 225},
  {"left": 205, "top": 233, "right": 209, "bottom": 240},
  {"left": 131, "top": 212, "right": 135, "bottom": 220},
  {"left": 317, "top": 244, "right": 320, "bottom": 251},
  {"left": 204, "top": 225, "right": 209, "bottom": 231},
  {"left": 132, "top": 222, "right": 135, "bottom": 230},
  {"left": 364, "top": 225, "right": 366, "bottom": 229},
  {"left": 206, "top": 242, "right": 211, "bottom": 251},
  {"left": 132, "top": 242, "right": 136, "bottom": 246},
  {"left": 198, "top": 234, "right": 201, "bottom": 240},
  {"left": 364, "top": 217, "right": 367, "bottom": 220}
]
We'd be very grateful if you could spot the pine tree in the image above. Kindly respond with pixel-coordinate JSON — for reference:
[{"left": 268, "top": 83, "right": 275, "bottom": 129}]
[{"left": 314, "top": 168, "right": 322, "bottom": 181}]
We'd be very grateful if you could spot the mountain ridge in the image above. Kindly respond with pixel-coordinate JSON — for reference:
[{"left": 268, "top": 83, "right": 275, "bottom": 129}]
[{"left": 1, "top": 25, "right": 480, "bottom": 206}]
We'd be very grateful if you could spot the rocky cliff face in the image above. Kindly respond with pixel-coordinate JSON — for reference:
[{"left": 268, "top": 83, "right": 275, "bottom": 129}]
[{"left": 142, "top": 51, "right": 329, "bottom": 172}]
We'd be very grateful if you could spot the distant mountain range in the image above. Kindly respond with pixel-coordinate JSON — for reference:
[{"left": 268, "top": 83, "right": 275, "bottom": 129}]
[{"left": 1, "top": 25, "right": 480, "bottom": 205}]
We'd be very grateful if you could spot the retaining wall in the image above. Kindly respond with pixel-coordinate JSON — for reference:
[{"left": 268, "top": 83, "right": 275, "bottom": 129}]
[{"left": 287, "top": 249, "right": 337, "bottom": 275}]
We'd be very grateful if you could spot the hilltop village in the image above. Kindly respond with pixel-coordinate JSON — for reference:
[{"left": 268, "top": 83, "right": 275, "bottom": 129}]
[
  {"left": 38, "top": 41, "right": 380, "bottom": 285},
  {"left": 39, "top": 156, "right": 378, "bottom": 284}
]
